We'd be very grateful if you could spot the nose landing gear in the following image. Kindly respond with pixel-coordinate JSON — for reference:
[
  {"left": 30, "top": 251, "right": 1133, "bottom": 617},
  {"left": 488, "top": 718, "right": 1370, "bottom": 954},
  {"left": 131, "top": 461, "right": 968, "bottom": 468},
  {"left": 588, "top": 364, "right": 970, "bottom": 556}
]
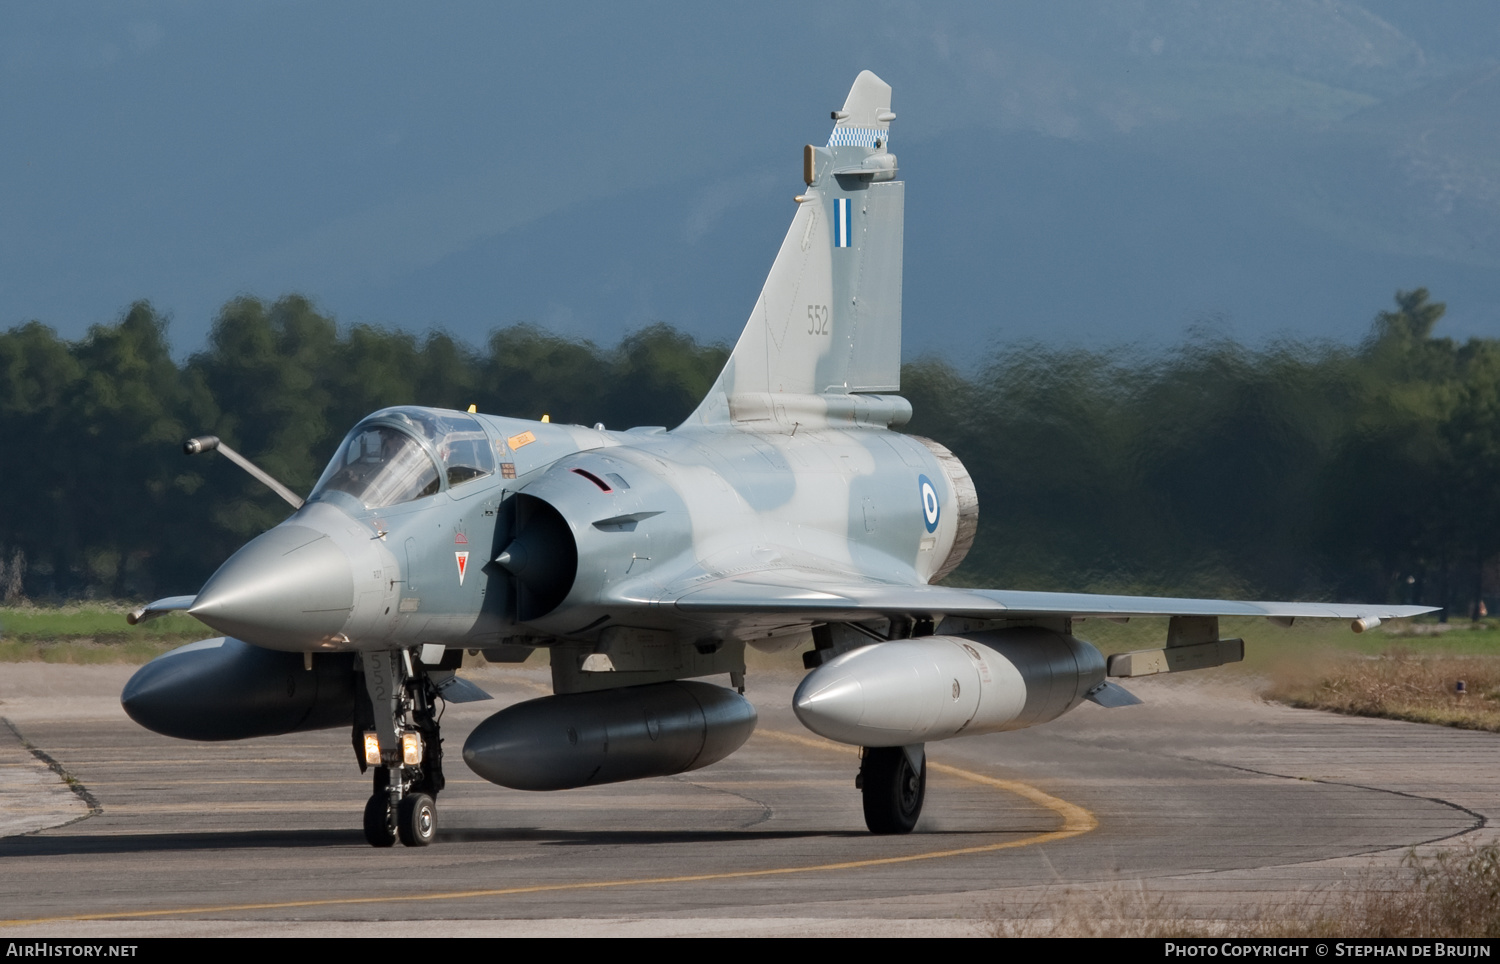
[{"left": 358, "top": 649, "right": 446, "bottom": 847}]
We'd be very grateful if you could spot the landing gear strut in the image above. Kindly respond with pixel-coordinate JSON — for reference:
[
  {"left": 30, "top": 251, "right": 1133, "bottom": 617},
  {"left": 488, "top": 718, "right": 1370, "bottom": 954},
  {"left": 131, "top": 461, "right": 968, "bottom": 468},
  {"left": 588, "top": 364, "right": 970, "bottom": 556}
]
[
  {"left": 860, "top": 744, "right": 925, "bottom": 834},
  {"left": 358, "top": 649, "right": 446, "bottom": 847}
]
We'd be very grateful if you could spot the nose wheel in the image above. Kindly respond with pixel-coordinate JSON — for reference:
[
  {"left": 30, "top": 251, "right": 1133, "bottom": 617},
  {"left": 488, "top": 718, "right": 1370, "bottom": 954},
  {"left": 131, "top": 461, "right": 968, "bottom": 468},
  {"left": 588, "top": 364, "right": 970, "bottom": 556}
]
[
  {"left": 362, "top": 770, "right": 438, "bottom": 847},
  {"left": 398, "top": 793, "right": 436, "bottom": 847},
  {"left": 363, "top": 791, "right": 396, "bottom": 847},
  {"left": 859, "top": 745, "right": 926, "bottom": 834},
  {"left": 358, "top": 649, "right": 446, "bottom": 847}
]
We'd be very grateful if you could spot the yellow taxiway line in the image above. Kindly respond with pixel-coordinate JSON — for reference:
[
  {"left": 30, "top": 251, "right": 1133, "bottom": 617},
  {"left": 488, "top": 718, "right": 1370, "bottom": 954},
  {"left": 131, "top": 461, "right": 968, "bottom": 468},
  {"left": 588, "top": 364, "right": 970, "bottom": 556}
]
[
  {"left": 2, "top": 728, "right": 1095, "bottom": 927},
  {"left": 755, "top": 728, "right": 1097, "bottom": 833}
]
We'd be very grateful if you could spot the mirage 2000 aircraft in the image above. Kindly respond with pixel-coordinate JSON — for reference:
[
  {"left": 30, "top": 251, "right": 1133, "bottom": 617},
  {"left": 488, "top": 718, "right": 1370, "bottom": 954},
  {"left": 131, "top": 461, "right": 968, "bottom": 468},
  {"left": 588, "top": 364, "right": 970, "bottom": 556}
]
[{"left": 122, "top": 71, "right": 1436, "bottom": 847}]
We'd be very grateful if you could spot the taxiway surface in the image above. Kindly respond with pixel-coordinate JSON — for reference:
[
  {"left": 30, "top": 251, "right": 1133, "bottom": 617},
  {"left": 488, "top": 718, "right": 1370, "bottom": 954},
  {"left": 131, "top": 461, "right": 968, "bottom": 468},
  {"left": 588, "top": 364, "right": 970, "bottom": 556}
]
[{"left": 1, "top": 662, "right": 1494, "bottom": 937}]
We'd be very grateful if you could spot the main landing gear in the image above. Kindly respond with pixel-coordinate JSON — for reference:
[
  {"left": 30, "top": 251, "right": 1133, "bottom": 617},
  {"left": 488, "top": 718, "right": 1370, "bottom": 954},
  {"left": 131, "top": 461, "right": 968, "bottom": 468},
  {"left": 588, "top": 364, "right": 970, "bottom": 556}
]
[
  {"left": 357, "top": 649, "right": 446, "bottom": 847},
  {"left": 859, "top": 744, "right": 926, "bottom": 834}
]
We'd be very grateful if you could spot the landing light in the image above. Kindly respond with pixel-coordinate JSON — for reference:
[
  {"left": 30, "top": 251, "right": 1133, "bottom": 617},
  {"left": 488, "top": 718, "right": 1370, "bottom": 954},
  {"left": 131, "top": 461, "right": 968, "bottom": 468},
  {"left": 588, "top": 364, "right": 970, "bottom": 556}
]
[
  {"left": 363, "top": 732, "right": 381, "bottom": 766},
  {"left": 402, "top": 731, "right": 424, "bottom": 766}
]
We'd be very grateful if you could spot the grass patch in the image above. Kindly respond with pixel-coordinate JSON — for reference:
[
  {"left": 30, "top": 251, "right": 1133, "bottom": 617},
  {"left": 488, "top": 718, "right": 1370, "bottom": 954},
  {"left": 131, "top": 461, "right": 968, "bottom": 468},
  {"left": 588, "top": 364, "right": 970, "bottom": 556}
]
[
  {"left": 1075, "top": 615, "right": 1500, "bottom": 732},
  {"left": 992, "top": 843, "right": 1500, "bottom": 937},
  {"left": 0, "top": 604, "right": 200, "bottom": 637},
  {"left": 0, "top": 604, "right": 204, "bottom": 664},
  {"left": 1364, "top": 844, "right": 1500, "bottom": 938},
  {"left": 1264, "top": 648, "right": 1500, "bottom": 731}
]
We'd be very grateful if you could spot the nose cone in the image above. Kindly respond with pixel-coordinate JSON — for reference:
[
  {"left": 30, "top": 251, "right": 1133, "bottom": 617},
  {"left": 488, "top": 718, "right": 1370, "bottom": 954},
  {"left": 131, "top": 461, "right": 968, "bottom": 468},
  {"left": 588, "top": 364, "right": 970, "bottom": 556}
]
[
  {"left": 792, "top": 667, "right": 868, "bottom": 743},
  {"left": 190, "top": 525, "right": 354, "bottom": 650}
]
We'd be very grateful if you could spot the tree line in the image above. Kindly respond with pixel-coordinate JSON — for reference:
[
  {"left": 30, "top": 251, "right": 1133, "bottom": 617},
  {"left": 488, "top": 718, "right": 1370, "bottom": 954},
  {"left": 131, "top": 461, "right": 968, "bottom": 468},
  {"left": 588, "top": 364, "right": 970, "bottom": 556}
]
[{"left": 1, "top": 290, "right": 1495, "bottom": 618}]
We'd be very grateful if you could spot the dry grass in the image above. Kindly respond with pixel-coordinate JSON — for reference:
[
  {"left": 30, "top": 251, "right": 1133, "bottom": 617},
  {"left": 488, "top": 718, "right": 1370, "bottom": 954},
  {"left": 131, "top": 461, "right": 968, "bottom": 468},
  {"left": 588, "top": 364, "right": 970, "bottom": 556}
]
[
  {"left": 1265, "top": 648, "right": 1500, "bottom": 732},
  {"left": 0, "top": 604, "right": 204, "bottom": 663},
  {"left": 990, "top": 844, "right": 1500, "bottom": 938},
  {"left": 0, "top": 635, "right": 182, "bottom": 663},
  {"left": 1360, "top": 845, "right": 1500, "bottom": 938},
  {"left": 989, "top": 883, "right": 1229, "bottom": 937}
]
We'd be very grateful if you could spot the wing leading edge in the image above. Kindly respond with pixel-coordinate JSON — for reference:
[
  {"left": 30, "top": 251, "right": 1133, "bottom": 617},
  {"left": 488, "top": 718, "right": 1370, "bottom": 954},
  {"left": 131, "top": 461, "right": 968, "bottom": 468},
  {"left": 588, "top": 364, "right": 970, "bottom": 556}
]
[{"left": 661, "top": 569, "right": 1436, "bottom": 624}]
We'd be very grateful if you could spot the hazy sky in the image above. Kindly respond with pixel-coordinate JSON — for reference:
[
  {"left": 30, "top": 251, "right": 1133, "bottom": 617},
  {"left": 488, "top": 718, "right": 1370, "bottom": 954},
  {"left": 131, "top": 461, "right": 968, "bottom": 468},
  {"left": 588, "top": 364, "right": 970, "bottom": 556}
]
[{"left": 5, "top": 1, "right": 1499, "bottom": 359}]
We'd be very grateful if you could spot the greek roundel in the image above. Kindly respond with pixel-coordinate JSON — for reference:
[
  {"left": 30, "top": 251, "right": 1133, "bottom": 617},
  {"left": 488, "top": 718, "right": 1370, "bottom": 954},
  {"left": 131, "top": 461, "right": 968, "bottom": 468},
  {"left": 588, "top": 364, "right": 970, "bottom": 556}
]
[{"left": 918, "top": 474, "right": 940, "bottom": 532}]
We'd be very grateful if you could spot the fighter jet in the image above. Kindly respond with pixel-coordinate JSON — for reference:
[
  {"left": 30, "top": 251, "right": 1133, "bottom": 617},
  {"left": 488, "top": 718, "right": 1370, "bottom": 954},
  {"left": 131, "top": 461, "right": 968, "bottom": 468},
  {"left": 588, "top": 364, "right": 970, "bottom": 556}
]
[{"left": 122, "top": 71, "right": 1435, "bottom": 847}]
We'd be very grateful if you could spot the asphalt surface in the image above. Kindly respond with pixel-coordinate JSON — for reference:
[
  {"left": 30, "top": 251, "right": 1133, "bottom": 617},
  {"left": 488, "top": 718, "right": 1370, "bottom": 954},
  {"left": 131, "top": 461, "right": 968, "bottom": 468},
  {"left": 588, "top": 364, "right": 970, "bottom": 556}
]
[{"left": 1, "top": 661, "right": 1495, "bottom": 937}]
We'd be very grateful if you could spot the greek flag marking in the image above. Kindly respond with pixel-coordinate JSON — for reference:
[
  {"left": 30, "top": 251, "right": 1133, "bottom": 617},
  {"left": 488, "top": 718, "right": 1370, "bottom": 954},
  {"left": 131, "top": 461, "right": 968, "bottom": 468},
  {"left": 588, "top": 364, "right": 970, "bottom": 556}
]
[{"left": 834, "top": 197, "right": 851, "bottom": 248}]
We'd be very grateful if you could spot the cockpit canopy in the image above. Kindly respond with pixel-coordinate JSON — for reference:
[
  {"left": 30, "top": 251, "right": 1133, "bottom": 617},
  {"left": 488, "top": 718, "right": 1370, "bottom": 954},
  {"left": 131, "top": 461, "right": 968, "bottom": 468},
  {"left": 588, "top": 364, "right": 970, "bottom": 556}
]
[{"left": 310, "top": 407, "right": 496, "bottom": 509}]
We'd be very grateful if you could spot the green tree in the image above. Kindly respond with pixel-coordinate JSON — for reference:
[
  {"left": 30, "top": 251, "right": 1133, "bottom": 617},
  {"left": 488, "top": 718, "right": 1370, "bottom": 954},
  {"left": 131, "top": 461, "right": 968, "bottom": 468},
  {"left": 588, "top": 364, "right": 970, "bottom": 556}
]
[{"left": 187, "top": 296, "right": 339, "bottom": 540}]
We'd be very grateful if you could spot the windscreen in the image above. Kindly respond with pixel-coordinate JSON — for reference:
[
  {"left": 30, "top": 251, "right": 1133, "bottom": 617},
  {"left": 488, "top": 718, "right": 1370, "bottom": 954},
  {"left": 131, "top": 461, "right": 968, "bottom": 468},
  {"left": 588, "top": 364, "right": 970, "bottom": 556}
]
[
  {"left": 310, "top": 407, "right": 497, "bottom": 508},
  {"left": 430, "top": 416, "right": 495, "bottom": 488},
  {"left": 312, "top": 424, "right": 441, "bottom": 508}
]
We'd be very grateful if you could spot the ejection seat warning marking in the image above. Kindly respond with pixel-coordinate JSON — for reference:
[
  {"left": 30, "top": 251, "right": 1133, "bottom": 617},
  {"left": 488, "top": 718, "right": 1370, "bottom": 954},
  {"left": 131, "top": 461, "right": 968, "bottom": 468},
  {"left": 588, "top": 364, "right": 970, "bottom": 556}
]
[
  {"left": 455, "top": 551, "right": 469, "bottom": 586},
  {"left": 2, "top": 729, "right": 1095, "bottom": 926},
  {"left": 507, "top": 431, "right": 536, "bottom": 450}
]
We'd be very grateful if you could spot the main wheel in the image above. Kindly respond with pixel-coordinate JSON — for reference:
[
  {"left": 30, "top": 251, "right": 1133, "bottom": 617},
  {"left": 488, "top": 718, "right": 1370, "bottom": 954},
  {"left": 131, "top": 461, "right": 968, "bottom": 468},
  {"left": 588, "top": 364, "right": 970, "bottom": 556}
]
[
  {"left": 397, "top": 792, "right": 436, "bottom": 847},
  {"left": 363, "top": 792, "right": 395, "bottom": 847},
  {"left": 860, "top": 746, "right": 926, "bottom": 835}
]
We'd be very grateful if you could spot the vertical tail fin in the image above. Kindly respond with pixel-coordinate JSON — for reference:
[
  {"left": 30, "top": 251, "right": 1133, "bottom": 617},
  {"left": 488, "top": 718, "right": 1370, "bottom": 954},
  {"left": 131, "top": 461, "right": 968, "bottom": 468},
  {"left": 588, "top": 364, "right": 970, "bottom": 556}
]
[{"left": 687, "top": 70, "right": 909, "bottom": 430}]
